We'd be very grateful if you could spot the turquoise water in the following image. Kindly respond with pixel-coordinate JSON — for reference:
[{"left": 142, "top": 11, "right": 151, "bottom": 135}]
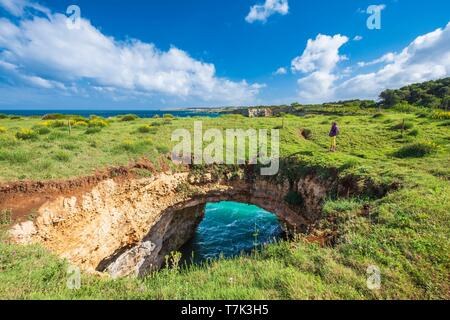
[{"left": 180, "top": 202, "right": 284, "bottom": 265}]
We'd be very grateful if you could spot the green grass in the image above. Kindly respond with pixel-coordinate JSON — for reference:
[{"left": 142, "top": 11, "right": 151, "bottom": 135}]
[{"left": 0, "top": 108, "right": 449, "bottom": 300}]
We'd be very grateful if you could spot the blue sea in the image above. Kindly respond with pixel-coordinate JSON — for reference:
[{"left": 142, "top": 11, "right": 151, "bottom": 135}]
[
  {"left": 0, "top": 109, "right": 220, "bottom": 118},
  {"left": 180, "top": 201, "right": 284, "bottom": 266}
]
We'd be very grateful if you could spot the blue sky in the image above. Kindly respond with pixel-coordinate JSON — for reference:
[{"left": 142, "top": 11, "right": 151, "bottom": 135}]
[{"left": 0, "top": 0, "right": 449, "bottom": 109}]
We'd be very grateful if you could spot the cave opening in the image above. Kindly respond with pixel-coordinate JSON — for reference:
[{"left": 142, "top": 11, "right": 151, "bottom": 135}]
[{"left": 179, "top": 201, "right": 286, "bottom": 266}]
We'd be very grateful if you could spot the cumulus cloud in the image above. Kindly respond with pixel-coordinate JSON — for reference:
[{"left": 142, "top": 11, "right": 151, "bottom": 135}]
[
  {"left": 291, "top": 34, "right": 349, "bottom": 73},
  {"left": 353, "top": 35, "right": 363, "bottom": 41},
  {"left": 273, "top": 67, "right": 287, "bottom": 75},
  {"left": 337, "top": 22, "right": 450, "bottom": 100},
  {"left": 0, "top": 0, "right": 262, "bottom": 105},
  {"left": 245, "top": 0, "right": 289, "bottom": 24},
  {"left": 291, "top": 34, "right": 348, "bottom": 101},
  {"left": 0, "top": 0, "right": 49, "bottom": 17},
  {"left": 291, "top": 22, "right": 450, "bottom": 103}
]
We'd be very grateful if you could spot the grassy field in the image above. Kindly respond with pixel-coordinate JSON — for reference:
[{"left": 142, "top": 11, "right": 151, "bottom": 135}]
[{"left": 0, "top": 107, "right": 449, "bottom": 299}]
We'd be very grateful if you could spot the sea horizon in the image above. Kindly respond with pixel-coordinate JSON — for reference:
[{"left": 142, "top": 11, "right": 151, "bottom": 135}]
[{"left": 0, "top": 109, "right": 221, "bottom": 118}]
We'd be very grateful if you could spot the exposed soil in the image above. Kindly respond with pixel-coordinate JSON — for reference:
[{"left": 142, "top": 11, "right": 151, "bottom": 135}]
[{"left": 0, "top": 158, "right": 160, "bottom": 223}]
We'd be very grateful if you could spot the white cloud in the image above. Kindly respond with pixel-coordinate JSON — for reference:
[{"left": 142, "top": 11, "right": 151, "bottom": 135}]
[
  {"left": 245, "top": 0, "right": 289, "bottom": 24},
  {"left": 0, "top": 1, "right": 262, "bottom": 105},
  {"left": 273, "top": 67, "right": 287, "bottom": 75},
  {"left": 337, "top": 22, "right": 450, "bottom": 100},
  {"left": 353, "top": 35, "right": 363, "bottom": 41},
  {"left": 290, "top": 34, "right": 348, "bottom": 102},
  {"left": 291, "top": 34, "right": 349, "bottom": 73},
  {"left": 0, "top": 0, "right": 49, "bottom": 17},
  {"left": 357, "top": 52, "right": 395, "bottom": 67},
  {"left": 291, "top": 22, "right": 450, "bottom": 103}
]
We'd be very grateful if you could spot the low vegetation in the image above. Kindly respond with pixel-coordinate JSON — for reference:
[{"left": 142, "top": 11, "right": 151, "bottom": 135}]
[{"left": 0, "top": 84, "right": 449, "bottom": 299}]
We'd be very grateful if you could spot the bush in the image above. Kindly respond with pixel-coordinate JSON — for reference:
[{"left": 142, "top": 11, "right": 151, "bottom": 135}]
[
  {"left": 137, "top": 125, "right": 152, "bottom": 133},
  {"left": 408, "top": 129, "right": 420, "bottom": 137},
  {"left": 156, "top": 145, "right": 170, "bottom": 154},
  {"left": 300, "top": 128, "right": 313, "bottom": 139},
  {"left": 0, "top": 126, "right": 7, "bottom": 133},
  {"left": 88, "top": 119, "right": 108, "bottom": 128},
  {"left": 85, "top": 127, "right": 102, "bottom": 135},
  {"left": 394, "top": 142, "right": 438, "bottom": 158},
  {"left": 33, "top": 126, "right": 51, "bottom": 135},
  {"left": 0, "top": 150, "right": 31, "bottom": 164},
  {"left": 61, "top": 143, "right": 78, "bottom": 151},
  {"left": 372, "top": 113, "right": 384, "bottom": 119},
  {"left": 0, "top": 114, "right": 8, "bottom": 119},
  {"left": 121, "top": 114, "right": 139, "bottom": 122},
  {"left": 431, "top": 110, "right": 450, "bottom": 120},
  {"left": 117, "top": 140, "right": 148, "bottom": 154},
  {"left": 73, "top": 120, "right": 88, "bottom": 127},
  {"left": 392, "top": 103, "right": 418, "bottom": 113},
  {"left": 0, "top": 209, "right": 12, "bottom": 225},
  {"left": 42, "top": 114, "right": 66, "bottom": 120},
  {"left": 163, "top": 114, "right": 175, "bottom": 119},
  {"left": 16, "top": 128, "right": 38, "bottom": 140},
  {"left": 0, "top": 135, "right": 18, "bottom": 147},
  {"left": 391, "top": 121, "right": 414, "bottom": 131},
  {"left": 53, "top": 150, "right": 71, "bottom": 162}
]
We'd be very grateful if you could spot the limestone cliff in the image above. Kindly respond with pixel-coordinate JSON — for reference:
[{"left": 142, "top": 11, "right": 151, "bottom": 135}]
[{"left": 8, "top": 167, "right": 330, "bottom": 278}]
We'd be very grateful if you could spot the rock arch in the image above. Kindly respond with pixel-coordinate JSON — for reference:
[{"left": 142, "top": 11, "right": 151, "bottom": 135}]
[{"left": 9, "top": 166, "right": 330, "bottom": 278}]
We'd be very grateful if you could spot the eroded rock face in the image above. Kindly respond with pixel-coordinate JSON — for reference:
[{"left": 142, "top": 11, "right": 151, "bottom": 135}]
[{"left": 8, "top": 169, "right": 330, "bottom": 278}]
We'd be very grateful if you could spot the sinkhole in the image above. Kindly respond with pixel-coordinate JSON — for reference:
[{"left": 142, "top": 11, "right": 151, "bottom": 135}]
[{"left": 180, "top": 201, "right": 285, "bottom": 265}]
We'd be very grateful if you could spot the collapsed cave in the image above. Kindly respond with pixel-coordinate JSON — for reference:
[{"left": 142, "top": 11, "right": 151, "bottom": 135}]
[{"left": 6, "top": 163, "right": 395, "bottom": 278}]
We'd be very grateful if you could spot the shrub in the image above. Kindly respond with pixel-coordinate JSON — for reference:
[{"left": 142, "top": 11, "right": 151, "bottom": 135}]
[
  {"left": 53, "top": 150, "right": 71, "bottom": 162},
  {"left": 0, "top": 209, "right": 12, "bottom": 225},
  {"left": 9, "top": 116, "right": 22, "bottom": 120},
  {"left": 121, "top": 114, "right": 139, "bottom": 122},
  {"left": 61, "top": 143, "right": 78, "bottom": 151},
  {"left": 42, "top": 114, "right": 66, "bottom": 120},
  {"left": 16, "top": 128, "right": 38, "bottom": 140},
  {"left": 0, "top": 126, "right": 7, "bottom": 133},
  {"left": 137, "top": 125, "right": 152, "bottom": 133},
  {"left": 0, "top": 150, "right": 31, "bottom": 164},
  {"left": 73, "top": 120, "right": 88, "bottom": 127},
  {"left": 117, "top": 140, "right": 147, "bottom": 153},
  {"left": 431, "top": 110, "right": 450, "bottom": 120},
  {"left": 156, "top": 145, "right": 170, "bottom": 154},
  {"left": 85, "top": 127, "right": 102, "bottom": 135},
  {"left": 163, "top": 114, "right": 175, "bottom": 119},
  {"left": 391, "top": 121, "right": 414, "bottom": 131},
  {"left": 408, "top": 129, "right": 420, "bottom": 137},
  {"left": 0, "top": 114, "right": 8, "bottom": 119},
  {"left": 51, "top": 121, "right": 66, "bottom": 128},
  {"left": 0, "top": 135, "right": 18, "bottom": 147},
  {"left": 300, "top": 128, "right": 313, "bottom": 139},
  {"left": 372, "top": 113, "right": 384, "bottom": 119},
  {"left": 88, "top": 119, "right": 108, "bottom": 128},
  {"left": 33, "top": 126, "right": 51, "bottom": 135},
  {"left": 392, "top": 103, "right": 418, "bottom": 113},
  {"left": 394, "top": 142, "right": 438, "bottom": 158}
]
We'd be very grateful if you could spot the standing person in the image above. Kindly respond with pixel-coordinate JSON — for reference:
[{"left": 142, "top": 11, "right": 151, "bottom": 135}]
[{"left": 329, "top": 122, "right": 340, "bottom": 152}]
